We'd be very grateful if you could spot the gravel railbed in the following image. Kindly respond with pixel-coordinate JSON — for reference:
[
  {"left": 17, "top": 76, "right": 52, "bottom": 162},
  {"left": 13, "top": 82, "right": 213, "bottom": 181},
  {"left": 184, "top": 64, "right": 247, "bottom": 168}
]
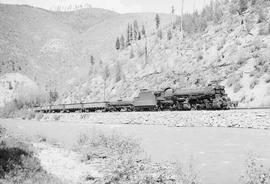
[{"left": 41, "top": 109, "right": 270, "bottom": 130}]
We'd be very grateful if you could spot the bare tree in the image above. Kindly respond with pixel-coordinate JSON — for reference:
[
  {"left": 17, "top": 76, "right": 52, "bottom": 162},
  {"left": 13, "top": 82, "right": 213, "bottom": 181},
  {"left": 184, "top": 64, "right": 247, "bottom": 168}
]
[
  {"left": 115, "top": 61, "right": 122, "bottom": 82},
  {"left": 103, "top": 65, "right": 110, "bottom": 101},
  {"left": 120, "top": 35, "right": 125, "bottom": 49}
]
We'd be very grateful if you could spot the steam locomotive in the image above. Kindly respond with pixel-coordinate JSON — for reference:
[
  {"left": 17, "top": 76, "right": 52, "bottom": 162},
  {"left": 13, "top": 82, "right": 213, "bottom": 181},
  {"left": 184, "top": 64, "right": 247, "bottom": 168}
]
[{"left": 35, "top": 83, "right": 232, "bottom": 113}]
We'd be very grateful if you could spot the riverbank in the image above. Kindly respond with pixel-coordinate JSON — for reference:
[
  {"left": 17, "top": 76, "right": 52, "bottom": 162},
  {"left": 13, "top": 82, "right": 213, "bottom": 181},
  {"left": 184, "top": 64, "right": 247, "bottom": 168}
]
[{"left": 40, "top": 109, "right": 270, "bottom": 130}]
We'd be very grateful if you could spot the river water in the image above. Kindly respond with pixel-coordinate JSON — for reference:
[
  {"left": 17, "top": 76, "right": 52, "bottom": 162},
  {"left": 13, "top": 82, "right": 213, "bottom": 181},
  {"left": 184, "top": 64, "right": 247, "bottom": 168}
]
[{"left": 1, "top": 119, "right": 270, "bottom": 184}]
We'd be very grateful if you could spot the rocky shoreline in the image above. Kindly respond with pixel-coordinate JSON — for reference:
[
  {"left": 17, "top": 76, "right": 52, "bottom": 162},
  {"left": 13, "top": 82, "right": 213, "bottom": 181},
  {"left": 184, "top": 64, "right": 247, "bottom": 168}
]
[{"left": 40, "top": 109, "right": 270, "bottom": 130}]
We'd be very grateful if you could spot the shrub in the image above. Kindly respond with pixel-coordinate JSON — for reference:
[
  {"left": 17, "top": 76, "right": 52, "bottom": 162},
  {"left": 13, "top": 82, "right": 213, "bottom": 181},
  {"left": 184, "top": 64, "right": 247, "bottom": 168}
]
[
  {"left": 265, "top": 75, "right": 270, "bottom": 83},
  {"left": 227, "top": 74, "right": 243, "bottom": 87},
  {"left": 217, "top": 38, "right": 226, "bottom": 51},
  {"left": 257, "top": 10, "right": 266, "bottom": 23},
  {"left": 77, "top": 131, "right": 141, "bottom": 161},
  {"left": 129, "top": 48, "right": 135, "bottom": 59},
  {"left": 268, "top": 22, "right": 270, "bottom": 34},
  {"left": 167, "top": 30, "right": 173, "bottom": 40},
  {"left": 240, "top": 153, "right": 270, "bottom": 184},
  {"left": 0, "top": 101, "right": 37, "bottom": 120},
  {"left": 233, "top": 82, "right": 243, "bottom": 93},
  {"left": 196, "top": 52, "right": 204, "bottom": 62},
  {"left": 157, "top": 29, "right": 163, "bottom": 40},
  {"left": 0, "top": 91, "right": 45, "bottom": 119},
  {"left": 174, "top": 159, "right": 200, "bottom": 184},
  {"left": 53, "top": 114, "right": 61, "bottom": 121},
  {"left": 0, "top": 100, "right": 24, "bottom": 118},
  {"left": 250, "top": 78, "right": 259, "bottom": 89},
  {"left": 237, "top": 56, "right": 247, "bottom": 65},
  {"left": 35, "top": 113, "right": 44, "bottom": 121},
  {"left": 77, "top": 131, "right": 203, "bottom": 184},
  {"left": 254, "top": 56, "right": 268, "bottom": 75}
]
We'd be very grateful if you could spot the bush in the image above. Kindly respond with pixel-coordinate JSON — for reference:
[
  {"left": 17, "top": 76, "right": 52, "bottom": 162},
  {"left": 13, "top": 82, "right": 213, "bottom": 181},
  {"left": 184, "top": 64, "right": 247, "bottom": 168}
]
[
  {"left": 77, "top": 131, "right": 141, "bottom": 161},
  {"left": 129, "top": 48, "right": 135, "bottom": 59},
  {"left": 196, "top": 52, "right": 204, "bottom": 62},
  {"left": 265, "top": 75, "right": 270, "bottom": 83},
  {"left": 0, "top": 100, "right": 24, "bottom": 118},
  {"left": 0, "top": 101, "right": 36, "bottom": 120},
  {"left": 53, "top": 114, "right": 61, "bottom": 121},
  {"left": 227, "top": 74, "right": 243, "bottom": 87},
  {"left": 77, "top": 131, "right": 202, "bottom": 184},
  {"left": 174, "top": 159, "right": 200, "bottom": 184},
  {"left": 217, "top": 38, "right": 226, "bottom": 51},
  {"left": 257, "top": 10, "right": 266, "bottom": 23},
  {"left": 233, "top": 82, "right": 243, "bottom": 93},
  {"left": 35, "top": 113, "right": 44, "bottom": 121},
  {"left": 240, "top": 153, "right": 270, "bottom": 184},
  {"left": 0, "top": 91, "right": 45, "bottom": 119},
  {"left": 0, "top": 127, "right": 62, "bottom": 184},
  {"left": 157, "top": 29, "right": 163, "bottom": 40},
  {"left": 250, "top": 78, "right": 259, "bottom": 89},
  {"left": 268, "top": 22, "right": 270, "bottom": 35}
]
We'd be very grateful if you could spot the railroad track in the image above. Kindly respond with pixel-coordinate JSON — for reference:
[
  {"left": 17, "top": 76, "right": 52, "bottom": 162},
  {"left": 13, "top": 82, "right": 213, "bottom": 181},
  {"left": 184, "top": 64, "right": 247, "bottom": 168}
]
[
  {"left": 231, "top": 107, "right": 270, "bottom": 110},
  {"left": 35, "top": 106, "right": 270, "bottom": 114}
]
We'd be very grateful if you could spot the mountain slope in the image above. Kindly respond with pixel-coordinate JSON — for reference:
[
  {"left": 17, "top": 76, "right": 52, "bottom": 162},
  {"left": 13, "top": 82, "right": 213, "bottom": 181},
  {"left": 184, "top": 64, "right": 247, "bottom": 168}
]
[
  {"left": 61, "top": 1, "right": 270, "bottom": 107},
  {"left": 0, "top": 4, "right": 172, "bottom": 92}
]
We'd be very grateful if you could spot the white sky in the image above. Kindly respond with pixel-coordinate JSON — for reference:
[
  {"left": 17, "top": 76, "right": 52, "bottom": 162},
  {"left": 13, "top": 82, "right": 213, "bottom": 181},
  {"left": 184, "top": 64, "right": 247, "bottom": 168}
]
[{"left": 0, "top": 0, "right": 210, "bottom": 14}]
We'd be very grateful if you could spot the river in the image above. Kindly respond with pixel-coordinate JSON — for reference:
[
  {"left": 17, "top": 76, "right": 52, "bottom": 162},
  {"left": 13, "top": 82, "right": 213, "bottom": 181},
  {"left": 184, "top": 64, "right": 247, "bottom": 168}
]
[{"left": 1, "top": 118, "right": 270, "bottom": 184}]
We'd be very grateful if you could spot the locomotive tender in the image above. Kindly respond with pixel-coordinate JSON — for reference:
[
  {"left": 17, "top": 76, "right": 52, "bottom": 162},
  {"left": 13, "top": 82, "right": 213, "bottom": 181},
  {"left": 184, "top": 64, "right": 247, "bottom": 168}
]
[{"left": 35, "top": 83, "right": 232, "bottom": 113}]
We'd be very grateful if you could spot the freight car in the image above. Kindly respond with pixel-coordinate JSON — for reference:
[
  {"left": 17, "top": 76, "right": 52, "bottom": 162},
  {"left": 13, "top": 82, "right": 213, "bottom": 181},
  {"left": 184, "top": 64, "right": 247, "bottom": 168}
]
[{"left": 35, "top": 83, "right": 232, "bottom": 113}]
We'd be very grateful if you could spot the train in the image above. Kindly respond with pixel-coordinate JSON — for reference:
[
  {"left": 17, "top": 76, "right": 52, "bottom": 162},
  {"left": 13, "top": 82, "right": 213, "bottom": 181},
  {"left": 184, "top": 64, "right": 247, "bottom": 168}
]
[{"left": 34, "top": 82, "right": 233, "bottom": 113}]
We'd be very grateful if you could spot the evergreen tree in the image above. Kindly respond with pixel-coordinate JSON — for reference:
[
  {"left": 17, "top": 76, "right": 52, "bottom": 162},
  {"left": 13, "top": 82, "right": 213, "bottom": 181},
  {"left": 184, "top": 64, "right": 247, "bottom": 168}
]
[
  {"left": 126, "top": 24, "right": 131, "bottom": 46},
  {"left": 167, "top": 30, "right": 172, "bottom": 40},
  {"left": 155, "top": 14, "right": 161, "bottom": 29},
  {"left": 157, "top": 29, "right": 163, "bottom": 39},
  {"left": 115, "top": 37, "right": 120, "bottom": 50},
  {"left": 103, "top": 65, "right": 110, "bottom": 81},
  {"left": 251, "top": 0, "right": 257, "bottom": 5},
  {"left": 133, "top": 20, "right": 139, "bottom": 40},
  {"left": 90, "top": 55, "right": 95, "bottom": 65},
  {"left": 130, "top": 24, "right": 133, "bottom": 42},
  {"left": 120, "top": 34, "right": 125, "bottom": 49},
  {"left": 171, "top": 6, "right": 175, "bottom": 14},
  {"left": 138, "top": 32, "right": 142, "bottom": 40},
  {"left": 141, "top": 25, "right": 146, "bottom": 37},
  {"left": 239, "top": 0, "right": 248, "bottom": 14}
]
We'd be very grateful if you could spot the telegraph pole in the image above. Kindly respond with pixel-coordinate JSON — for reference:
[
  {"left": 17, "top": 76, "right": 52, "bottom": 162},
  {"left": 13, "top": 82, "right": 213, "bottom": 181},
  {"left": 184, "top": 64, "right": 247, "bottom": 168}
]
[
  {"left": 104, "top": 79, "right": 106, "bottom": 101},
  {"left": 171, "top": 6, "right": 175, "bottom": 28},
  {"left": 144, "top": 22, "right": 148, "bottom": 66},
  {"left": 180, "top": 0, "right": 184, "bottom": 39},
  {"left": 145, "top": 36, "right": 148, "bottom": 66}
]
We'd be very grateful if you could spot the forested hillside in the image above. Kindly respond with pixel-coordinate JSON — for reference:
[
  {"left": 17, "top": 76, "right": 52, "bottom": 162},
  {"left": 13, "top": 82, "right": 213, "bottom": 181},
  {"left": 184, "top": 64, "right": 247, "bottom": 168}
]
[
  {"left": 0, "top": 4, "right": 171, "bottom": 107},
  {"left": 62, "top": 0, "right": 270, "bottom": 107}
]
